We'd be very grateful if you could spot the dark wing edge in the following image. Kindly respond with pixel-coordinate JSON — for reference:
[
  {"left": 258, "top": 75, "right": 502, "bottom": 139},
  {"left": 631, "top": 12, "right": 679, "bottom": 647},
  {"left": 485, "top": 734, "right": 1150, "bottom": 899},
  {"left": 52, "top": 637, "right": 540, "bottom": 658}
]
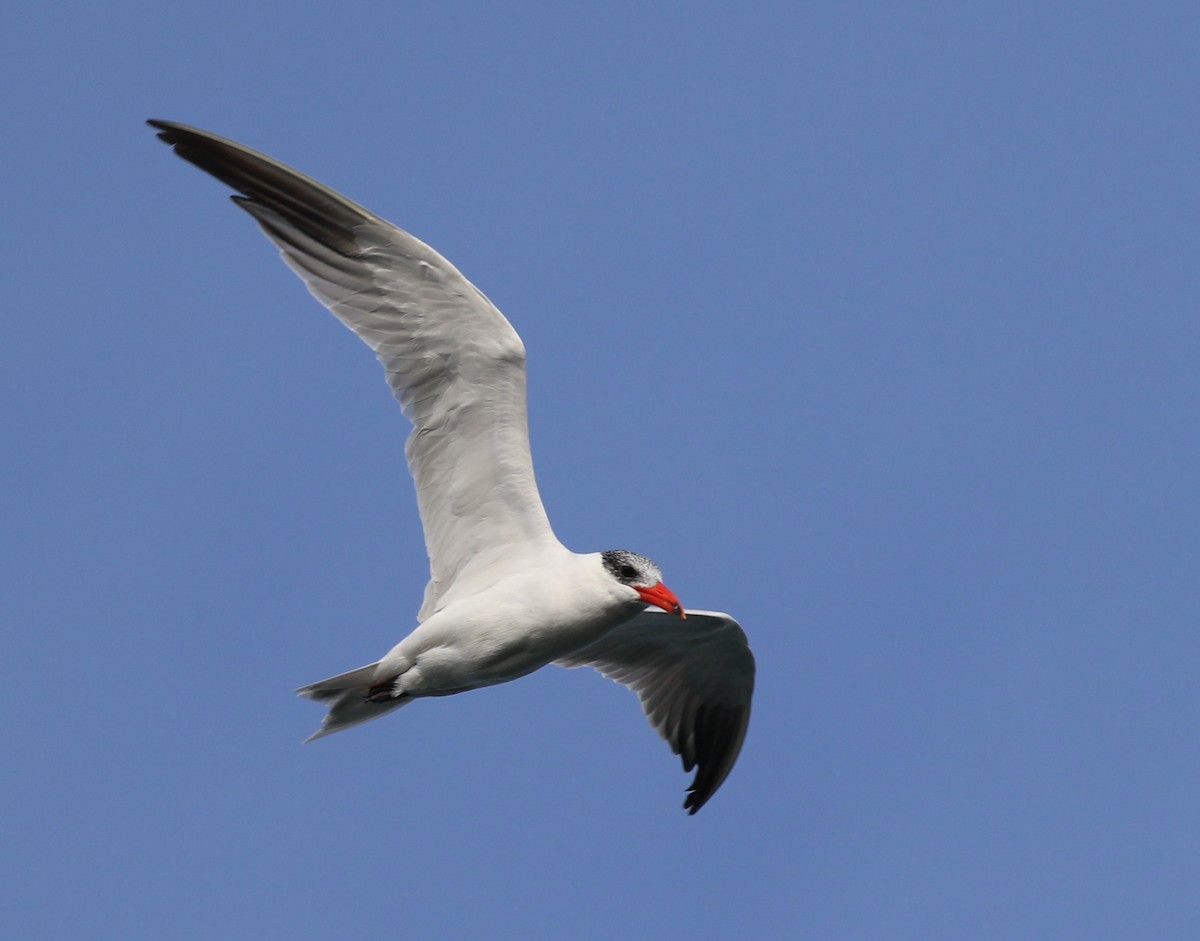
[
  {"left": 557, "top": 609, "right": 755, "bottom": 814},
  {"left": 147, "top": 119, "right": 381, "bottom": 257}
]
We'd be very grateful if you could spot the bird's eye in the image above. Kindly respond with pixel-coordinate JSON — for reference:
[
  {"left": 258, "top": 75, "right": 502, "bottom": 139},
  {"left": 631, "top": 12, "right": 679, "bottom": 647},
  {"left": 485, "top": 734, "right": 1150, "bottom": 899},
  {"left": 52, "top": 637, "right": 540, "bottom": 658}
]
[{"left": 619, "top": 564, "right": 638, "bottom": 580}]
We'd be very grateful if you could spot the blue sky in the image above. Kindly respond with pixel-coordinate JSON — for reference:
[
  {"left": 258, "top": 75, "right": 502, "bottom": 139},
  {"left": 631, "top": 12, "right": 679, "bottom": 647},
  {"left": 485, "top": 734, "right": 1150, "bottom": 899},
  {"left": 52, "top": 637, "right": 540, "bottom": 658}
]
[{"left": 4, "top": 3, "right": 1198, "bottom": 938}]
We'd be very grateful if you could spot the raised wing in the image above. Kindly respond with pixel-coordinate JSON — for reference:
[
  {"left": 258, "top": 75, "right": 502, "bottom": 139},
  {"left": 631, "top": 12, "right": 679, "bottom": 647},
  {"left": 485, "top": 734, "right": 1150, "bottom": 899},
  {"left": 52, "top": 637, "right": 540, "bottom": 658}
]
[
  {"left": 149, "top": 121, "right": 560, "bottom": 618},
  {"left": 557, "top": 609, "right": 755, "bottom": 814}
]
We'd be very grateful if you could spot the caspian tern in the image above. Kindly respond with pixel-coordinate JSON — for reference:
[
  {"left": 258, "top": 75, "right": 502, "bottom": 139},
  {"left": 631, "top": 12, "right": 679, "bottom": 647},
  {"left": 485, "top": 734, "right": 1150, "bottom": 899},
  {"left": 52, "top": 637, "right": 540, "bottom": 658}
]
[{"left": 149, "top": 120, "right": 755, "bottom": 813}]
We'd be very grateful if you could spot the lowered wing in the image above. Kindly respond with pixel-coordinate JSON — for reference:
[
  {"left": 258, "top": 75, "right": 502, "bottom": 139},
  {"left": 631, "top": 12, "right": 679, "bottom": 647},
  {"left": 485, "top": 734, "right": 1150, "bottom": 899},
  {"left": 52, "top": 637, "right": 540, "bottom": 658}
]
[{"left": 557, "top": 608, "right": 755, "bottom": 814}]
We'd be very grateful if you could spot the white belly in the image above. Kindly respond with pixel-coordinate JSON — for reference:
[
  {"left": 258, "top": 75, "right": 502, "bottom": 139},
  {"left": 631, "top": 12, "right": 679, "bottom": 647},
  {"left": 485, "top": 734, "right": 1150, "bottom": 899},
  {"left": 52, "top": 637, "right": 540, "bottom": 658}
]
[{"left": 375, "top": 564, "right": 643, "bottom": 697}]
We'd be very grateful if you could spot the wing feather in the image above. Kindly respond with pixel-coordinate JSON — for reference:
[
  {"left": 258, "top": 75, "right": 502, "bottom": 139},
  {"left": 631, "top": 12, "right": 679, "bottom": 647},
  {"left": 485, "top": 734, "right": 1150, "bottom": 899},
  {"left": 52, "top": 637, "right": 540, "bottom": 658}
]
[
  {"left": 149, "top": 121, "right": 560, "bottom": 617},
  {"left": 557, "top": 609, "right": 755, "bottom": 814}
]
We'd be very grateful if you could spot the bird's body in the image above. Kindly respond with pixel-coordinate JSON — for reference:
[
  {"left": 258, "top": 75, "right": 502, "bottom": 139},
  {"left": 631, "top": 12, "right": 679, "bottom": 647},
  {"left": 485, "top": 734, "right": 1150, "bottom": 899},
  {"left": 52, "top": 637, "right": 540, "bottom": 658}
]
[
  {"left": 375, "top": 551, "right": 647, "bottom": 699},
  {"left": 150, "top": 120, "right": 755, "bottom": 813}
]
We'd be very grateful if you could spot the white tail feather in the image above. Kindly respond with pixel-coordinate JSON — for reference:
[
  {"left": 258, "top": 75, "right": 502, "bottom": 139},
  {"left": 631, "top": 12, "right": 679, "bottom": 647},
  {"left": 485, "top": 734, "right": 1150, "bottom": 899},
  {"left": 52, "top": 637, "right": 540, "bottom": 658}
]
[{"left": 296, "top": 661, "right": 410, "bottom": 741}]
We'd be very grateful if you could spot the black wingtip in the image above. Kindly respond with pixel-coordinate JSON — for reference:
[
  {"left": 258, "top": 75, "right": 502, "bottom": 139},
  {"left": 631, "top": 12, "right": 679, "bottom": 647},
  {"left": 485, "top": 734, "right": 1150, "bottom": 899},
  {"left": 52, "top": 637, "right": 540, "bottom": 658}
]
[{"left": 146, "top": 119, "right": 184, "bottom": 145}]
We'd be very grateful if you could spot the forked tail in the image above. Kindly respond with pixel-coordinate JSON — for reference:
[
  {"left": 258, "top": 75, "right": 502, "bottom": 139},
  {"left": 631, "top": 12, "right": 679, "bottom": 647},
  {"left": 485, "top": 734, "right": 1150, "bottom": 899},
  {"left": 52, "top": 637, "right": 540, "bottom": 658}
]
[{"left": 296, "top": 661, "right": 409, "bottom": 741}]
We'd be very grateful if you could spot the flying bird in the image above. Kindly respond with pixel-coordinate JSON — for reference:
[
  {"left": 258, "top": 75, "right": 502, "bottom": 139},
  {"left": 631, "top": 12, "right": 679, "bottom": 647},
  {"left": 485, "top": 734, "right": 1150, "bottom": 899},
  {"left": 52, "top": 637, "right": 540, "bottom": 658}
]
[{"left": 148, "top": 120, "right": 755, "bottom": 813}]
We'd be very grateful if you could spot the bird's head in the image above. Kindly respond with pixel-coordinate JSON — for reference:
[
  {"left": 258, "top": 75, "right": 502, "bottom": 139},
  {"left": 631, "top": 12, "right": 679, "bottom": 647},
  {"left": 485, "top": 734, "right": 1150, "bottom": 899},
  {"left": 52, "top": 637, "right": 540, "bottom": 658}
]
[{"left": 600, "top": 549, "right": 686, "bottom": 618}]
